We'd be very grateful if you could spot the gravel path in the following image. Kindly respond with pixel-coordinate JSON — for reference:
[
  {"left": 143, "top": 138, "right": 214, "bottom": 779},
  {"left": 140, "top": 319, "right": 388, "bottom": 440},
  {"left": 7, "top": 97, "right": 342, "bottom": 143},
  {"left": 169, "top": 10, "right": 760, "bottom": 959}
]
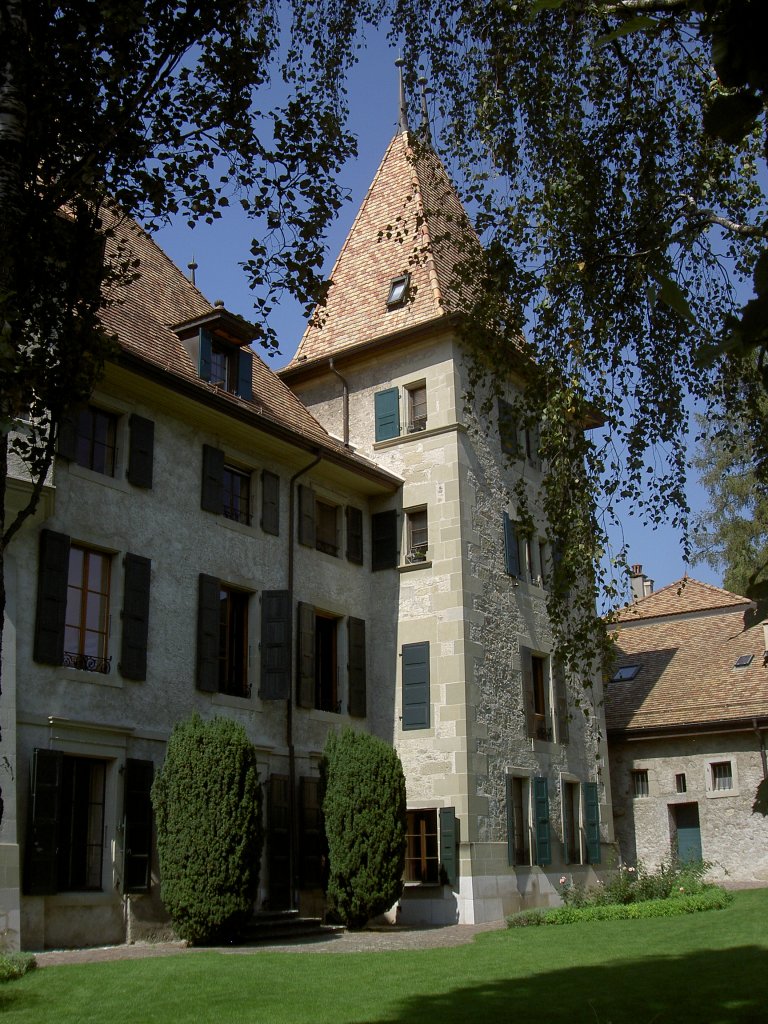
[{"left": 34, "top": 921, "right": 506, "bottom": 968}]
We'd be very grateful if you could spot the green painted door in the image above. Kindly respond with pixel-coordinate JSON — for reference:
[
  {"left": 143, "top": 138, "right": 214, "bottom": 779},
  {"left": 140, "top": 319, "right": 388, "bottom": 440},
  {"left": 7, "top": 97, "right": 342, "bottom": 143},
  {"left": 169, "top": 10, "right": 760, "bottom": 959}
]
[{"left": 673, "top": 802, "right": 702, "bottom": 863}]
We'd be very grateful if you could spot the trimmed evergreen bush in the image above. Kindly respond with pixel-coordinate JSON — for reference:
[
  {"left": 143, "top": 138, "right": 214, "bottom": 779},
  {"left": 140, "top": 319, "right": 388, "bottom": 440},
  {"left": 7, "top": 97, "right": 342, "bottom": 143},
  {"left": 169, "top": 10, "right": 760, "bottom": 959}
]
[
  {"left": 151, "top": 714, "right": 263, "bottom": 944},
  {"left": 0, "top": 953, "right": 36, "bottom": 982},
  {"left": 322, "top": 728, "right": 406, "bottom": 930},
  {"left": 507, "top": 886, "right": 733, "bottom": 927}
]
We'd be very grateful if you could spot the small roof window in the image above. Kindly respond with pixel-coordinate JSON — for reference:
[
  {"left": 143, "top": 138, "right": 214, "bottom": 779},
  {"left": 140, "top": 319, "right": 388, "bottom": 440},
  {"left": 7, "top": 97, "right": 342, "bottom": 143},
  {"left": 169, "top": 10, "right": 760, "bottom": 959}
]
[
  {"left": 611, "top": 664, "right": 641, "bottom": 682},
  {"left": 386, "top": 273, "right": 410, "bottom": 308},
  {"left": 734, "top": 654, "right": 754, "bottom": 668}
]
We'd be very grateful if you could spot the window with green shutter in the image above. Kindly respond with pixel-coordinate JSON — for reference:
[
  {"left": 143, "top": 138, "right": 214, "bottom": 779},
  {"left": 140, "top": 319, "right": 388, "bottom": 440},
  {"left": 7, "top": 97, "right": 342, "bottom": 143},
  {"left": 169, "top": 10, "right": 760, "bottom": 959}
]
[
  {"left": 297, "top": 484, "right": 316, "bottom": 547},
  {"left": 201, "top": 444, "right": 224, "bottom": 513},
  {"left": 345, "top": 506, "right": 363, "bottom": 564},
  {"left": 123, "top": 759, "right": 154, "bottom": 893},
  {"left": 120, "top": 553, "right": 151, "bottom": 681},
  {"left": 371, "top": 509, "right": 398, "bottom": 570},
  {"left": 34, "top": 529, "right": 70, "bottom": 665},
  {"left": 439, "top": 807, "right": 458, "bottom": 888},
  {"left": 299, "top": 776, "right": 325, "bottom": 889},
  {"left": 503, "top": 512, "right": 521, "bottom": 577},
  {"left": 402, "top": 641, "right": 430, "bottom": 730},
  {"left": 196, "top": 574, "right": 221, "bottom": 692},
  {"left": 374, "top": 387, "right": 400, "bottom": 441},
  {"left": 498, "top": 397, "right": 518, "bottom": 456},
  {"left": 24, "top": 748, "right": 63, "bottom": 895},
  {"left": 260, "top": 590, "right": 291, "bottom": 700},
  {"left": 506, "top": 775, "right": 530, "bottom": 866},
  {"left": 583, "top": 782, "right": 601, "bottom": 864},
  {"left": 533, "top": 776, "right": 552, "bottom": 866},
  {"left": 347, "top": 617, "right": 366, "bottom": 717},
  {"left": 127, "top": 414, "right": 154, "bottom": 488},
  {"left": 261, "top": 470, "right": 280, "bottom": 535}
]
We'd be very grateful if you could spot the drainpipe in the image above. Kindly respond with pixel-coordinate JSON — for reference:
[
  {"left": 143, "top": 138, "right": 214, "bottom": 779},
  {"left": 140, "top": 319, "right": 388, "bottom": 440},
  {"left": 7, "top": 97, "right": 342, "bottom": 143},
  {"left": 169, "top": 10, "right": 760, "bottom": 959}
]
[
  {"left": 286, "top": 453, "right": 322, "bottom": 911},
  {"left": 328, "top": 358, "right": 350, "bottom": 449}
]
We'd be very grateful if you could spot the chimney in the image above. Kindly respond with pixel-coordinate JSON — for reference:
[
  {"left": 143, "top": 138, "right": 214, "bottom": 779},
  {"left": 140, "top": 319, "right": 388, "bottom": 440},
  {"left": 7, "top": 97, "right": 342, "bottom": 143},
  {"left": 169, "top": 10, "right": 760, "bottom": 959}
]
[
  {"left": 643, "top": 577, "right": 655, "bottom": 597},
  {"left": 629, "top": 564, "right": 647, "bottom": 603}
]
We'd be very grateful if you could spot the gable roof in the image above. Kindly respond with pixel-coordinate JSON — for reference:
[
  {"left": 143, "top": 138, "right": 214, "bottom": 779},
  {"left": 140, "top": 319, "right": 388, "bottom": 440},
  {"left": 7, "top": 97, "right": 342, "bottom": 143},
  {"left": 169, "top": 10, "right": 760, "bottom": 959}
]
[
  {"left": 283, "top": 131, "right": 480, "bottom": 372},
  {"left": 611, "top": 576, "right": 751, "bottom": 624},
  {"left": 99, "top": 212, "right": 399, "bottom": 488},
  {"left": 606, "top": 577, "right": 768, "bottom": 734}
]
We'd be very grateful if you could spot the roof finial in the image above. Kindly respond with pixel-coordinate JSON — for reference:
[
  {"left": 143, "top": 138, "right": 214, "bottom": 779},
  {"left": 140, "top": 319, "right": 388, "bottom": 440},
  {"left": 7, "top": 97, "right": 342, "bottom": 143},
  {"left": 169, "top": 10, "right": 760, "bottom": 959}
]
[
  {"left": 419, "top": 75, "right": 432, "bottom": 144},
  {"left": 396, "top": 57, "right": 409, "bottom": 134}
]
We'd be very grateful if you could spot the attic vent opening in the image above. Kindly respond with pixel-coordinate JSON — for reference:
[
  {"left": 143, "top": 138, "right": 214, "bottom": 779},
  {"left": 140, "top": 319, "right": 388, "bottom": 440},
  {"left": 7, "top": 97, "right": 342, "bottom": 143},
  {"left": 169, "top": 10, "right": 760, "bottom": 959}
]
[
  {"left": 386, "top": 273, "right": 410, "bottom": 309},
  {"left": 611, "top": 664, "right": 640, "bottom": 682},
  {"left": 734, "top": 654, "right": 754, "bottom": 668}
]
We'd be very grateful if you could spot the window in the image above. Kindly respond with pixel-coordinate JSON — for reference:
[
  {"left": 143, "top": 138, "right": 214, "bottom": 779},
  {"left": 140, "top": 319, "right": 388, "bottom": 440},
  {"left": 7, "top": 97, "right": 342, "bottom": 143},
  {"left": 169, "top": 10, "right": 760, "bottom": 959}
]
[
  {"left": 538, "top": 540, "right": 548, "bottom": 586},
  {"left": 521, "top": 648, "right": 552, "bottom": 741},
  {"left": 711, "top": 762, "right": 733, "bottom": 791},
  {"left": 498, "top": 397, "right": 518, "bottom": 456},
  {"left": 223, "top": 465, "right": 252, "bottom": 525},
  {"left": 298, "top": 604, "right": 348, "bottom": 713},
  {"left": 196, "top": 575, "right": 250, "bottom": 697},
  {"left": 406, "top": 383, "right": 427, "bottom": 432},
  {"left": 611, "top": 664, "right": 641, "bottom": 682},
  {"left": 218, "top": 587, "right": 250, "bottom": 697},
  {"left": 675, "top": 773, "right": 687, "bottom": 794},
  {"left": 562, "top": 781, "right": 580, "bottom": 864},
  {"left": 734, "top": 654, "right": 753, "bottom": 668},
  {"left": 632, "top": 769, "right": 650, "bottom": 797},
  {"left": 503, "top": 512, "right": 522, "bottom": 577},
  {"left": 386, "top": 272, "right": 410, "bottom": 308},
  {"left": 24, "top": 749, "right": 111, "bottom": 895},
  {"left": 299, "top": 777, "right": 326, "bottom": 889},
  {"left": 315, "top": 500, "right": 339, "bottom": 556},
  {"left": 405, "top": 809, "right": 439, "bottom": 882},
  {"left": 261, "top": 470, "right": 280, "bottom": 535},
  {"left": 405, "top": 508, "right": 428, "bottom": 562},
  {"left": 506, "top": 776, "right": 530, "bottom": 866},
  {"left": 372, "top": 509, "right": 398, "bottom": 570},
  {"left": 64, "top": 545, "right": 111, "bottom": 674},
  {"left": 345, "top": 506, "right": 363, "bottom": 564},
  {"left": 402, "top": 641, "right": 430, "bottom": 730},
  {"left": 533, "top": 777, "right": 552, "bottom": 865},
  {"left": 74, "top": 406, "right": 117, "bottom": 476},
  {"left": 198, "top": 328, "right": 253, "bottom": 400}
]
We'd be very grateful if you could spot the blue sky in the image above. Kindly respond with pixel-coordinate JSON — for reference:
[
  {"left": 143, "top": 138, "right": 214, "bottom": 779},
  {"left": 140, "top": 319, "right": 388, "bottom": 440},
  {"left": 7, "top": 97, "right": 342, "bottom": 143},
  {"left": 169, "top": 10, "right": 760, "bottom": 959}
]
[{"left": 155, "top": 44, "right": 722, "bottom": 602}]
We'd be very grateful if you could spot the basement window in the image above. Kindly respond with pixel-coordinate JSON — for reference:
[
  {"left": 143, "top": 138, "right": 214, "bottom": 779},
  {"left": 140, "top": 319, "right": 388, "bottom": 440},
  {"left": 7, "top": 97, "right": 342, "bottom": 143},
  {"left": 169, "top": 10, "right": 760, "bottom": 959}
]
[{"left": 386, "top": 273, "right": 410, "bottom": 308}]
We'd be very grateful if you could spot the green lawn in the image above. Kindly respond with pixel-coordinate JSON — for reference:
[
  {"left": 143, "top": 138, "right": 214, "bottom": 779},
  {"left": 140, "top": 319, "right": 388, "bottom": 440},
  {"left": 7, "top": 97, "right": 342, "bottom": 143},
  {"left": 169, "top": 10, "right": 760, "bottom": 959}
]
[{"left": 2, "top": 890, "right": 766, "bottom": 1024}]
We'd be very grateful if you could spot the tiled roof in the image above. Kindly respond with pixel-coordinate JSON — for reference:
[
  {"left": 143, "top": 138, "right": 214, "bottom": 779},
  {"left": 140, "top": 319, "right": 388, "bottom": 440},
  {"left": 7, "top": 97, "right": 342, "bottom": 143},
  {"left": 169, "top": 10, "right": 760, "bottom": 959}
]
[
  {"left": 605, "top": 578, "right": 768, "bottom": 733},
  {"left": 611, "top": 576, "right": 751, "bottom": 623},
  {"left": 99, "top": 211, "right": 399, "bottom": 481},
  {"left": 285, "top": 131, "right": 480, "bottom": 369}
]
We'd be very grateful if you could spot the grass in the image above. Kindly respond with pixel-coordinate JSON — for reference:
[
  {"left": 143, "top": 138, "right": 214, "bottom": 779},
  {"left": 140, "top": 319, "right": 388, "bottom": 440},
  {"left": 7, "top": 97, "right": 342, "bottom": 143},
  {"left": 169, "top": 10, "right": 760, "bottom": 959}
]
[{"left": 1, "top": 889, "right": 766, "bottom": 1023}]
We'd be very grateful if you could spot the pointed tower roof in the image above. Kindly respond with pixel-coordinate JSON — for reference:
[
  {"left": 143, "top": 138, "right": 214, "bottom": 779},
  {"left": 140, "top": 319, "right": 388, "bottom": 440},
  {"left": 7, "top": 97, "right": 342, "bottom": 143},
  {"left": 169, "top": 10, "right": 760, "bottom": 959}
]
[{"left": 283, "top": 128, "right": 480, "bottom": 372}]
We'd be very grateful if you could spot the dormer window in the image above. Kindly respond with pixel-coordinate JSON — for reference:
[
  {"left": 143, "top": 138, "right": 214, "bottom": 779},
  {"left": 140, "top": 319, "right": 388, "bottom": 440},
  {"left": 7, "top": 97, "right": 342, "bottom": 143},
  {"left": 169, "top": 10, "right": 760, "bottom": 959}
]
[
  {"left": 386, "top": 273, "right": 410, "bottom": 308},
  {"left": 171, "top": 307, "right": 256, "bottom": 401}
]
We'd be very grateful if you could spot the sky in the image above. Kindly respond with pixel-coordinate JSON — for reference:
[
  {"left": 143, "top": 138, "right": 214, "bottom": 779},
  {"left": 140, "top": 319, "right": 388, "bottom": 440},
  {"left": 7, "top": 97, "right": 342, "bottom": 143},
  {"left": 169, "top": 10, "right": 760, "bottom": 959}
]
[{"left": 154, "top": 42, "right": 723, "bottom": 603}]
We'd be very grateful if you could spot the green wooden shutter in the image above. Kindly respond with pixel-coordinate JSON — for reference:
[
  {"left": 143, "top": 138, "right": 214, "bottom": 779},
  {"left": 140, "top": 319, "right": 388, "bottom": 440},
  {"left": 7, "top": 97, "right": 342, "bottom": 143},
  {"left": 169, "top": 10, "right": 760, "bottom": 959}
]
[
  {"left": 123, "top": 759, "right": 154, "bottom": 893},
  {"left": 402, "top": 641, "right": 430, "bottom": 730},
  {"left": 198, "top": 328, "right": 212, "bottom": 380},
  {"left": 371, "top": 509, "right": 398, "bottom": 570},
  {"left": 268, "top": 774, "right": 292, "bottom": 910},
  {"left": 503, "top": 512, "right": 521, "bottom": 577},
  {"left": 345, "top": 506, "right": 363, "bottom": 564},
  {"left": 34, "top": 529, "right": 70, "bottom": 665},
  {"left": 498, "top": 398, "right": 518, "bottom": 455},
  {"left": 583, "top": 782, "right": 601, "bottom": 864},
  {"left": 297, "top": 485, "right": 316, "bottom": 547},
  {"left": 201, "top": 444, "right": 224, "bottom": 513},
  {"left": 297, "top": 602, "right": 316, "bottom": 708},
  {"left": 120, "top": 553, "right": 151, "bottom": 681},
  {"left": 196, "top": 573, "right": 220, "bottom": 692},
  {"left": 347, "top": 617, "right": 366, "bottom": 717},
  {"left": 236, "top": 346, "right": 253, "bottom": 400},
  {"left": 261, "top": 470, "right": 280, "bottom": 535},
  {"left": 299, "top": 776, "right": 324, "bottom": 889},
  {"left": 56, "top": 407, "right": 79, "bottom": 461},
  {"left": 554, "top": 659, "right": 569, "bottom": 743},
  {"left": 520, "top": 646, "right": 536, "bottom": 738},
  {"left": 439, "top": 806, "right": 458, "bottom": 888},
  {"left": 374, "top": 387, "right": 400, "bottom": 441},
  {"left": 127, "top": 414, "right": 154, "bottom": 488},
  {"left": 534, "top": 776, "right": 551, "bottom": 866},
  {"left": 24, "top": 748, "right": 63, "bottom": 895},
  {"left": 260, "top": 590, "right": 291, "bottom": 700},
  {"left": 505, "top": 776, "right": 516, "bottom": 866}
]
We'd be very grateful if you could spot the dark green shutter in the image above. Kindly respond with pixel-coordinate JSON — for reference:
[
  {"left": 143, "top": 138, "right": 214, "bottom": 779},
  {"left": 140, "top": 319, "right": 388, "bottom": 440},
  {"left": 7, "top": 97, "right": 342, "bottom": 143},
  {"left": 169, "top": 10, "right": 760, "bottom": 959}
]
[
  {"left": 260, "top": 590, "right": 291, "bottom": 700},
  {"left": 534, "top": 776, "right": 551, "bottom": 866},
  {"left": 120, "top": 553, "right": 151, "bottom": 681},
  {"left": 299, "top": 776, "right": 324, "bottom": 889},
  {"left": 24, "top": 748, "right": 63, "bottom": 895},
  {"left": 498, "top": 398, "right": 518, "bottom": 455},
  {"left": 347, "top": 617, "right": 366, "bottom": 717},
  {"left": 201, "top": 444, "right": 224, "bottom": 513},
  {"left": 297, "top": 602, "right": 315, "bottom": 708},
  {"left": 34, "top": 529, "right": 70, "bottom": 665},
  {"left": 584, "top": 782, "right": 601, "bottom": 864},
  {"left": 127, "top": 414, "right": 154, "bottom": 488},
  {"left": 371, "top": 509, "right": 398, "bottom": 571},
  {"left": 56, "top": 408, "right": 79, "bottom": 461},
  {"left": 554, "top": 659, "right": 569, "bottom": 743},
  {"left": 374, "top": 387, "right": 400, "bottom": 441},
  {"left": 237, "top": 347, "right": 253, "bottom": 400},
  {"left": 505, "top": 776, "right": 516, "bottom": 866},
  {"left": 402, "top": 641, "right": 430, "bottom": 730},
  {"left": 297, "top": 485, "right": 315, "bottom": 547},
  {"left": 123, "top": 759, "right": 154, "bottom": 893},
  {"left": 261, "top": 470, "right": 280, "bottom": 535},
  {"left": 439, "top": 807, "right": 458, "bottom": 888},
  {"left": 503, "top": 512, "right": 521, "bottom": 577},
  {"left": 196, "top": 574, "right": 220, "bottom": 692},
  {"left": 346, "top": 506, "right": 363, "bottom": 564},
  {"left": 198, "top": 328, "right": 212, "bottom": 380},
  {"left": 520, "top": 646, "right": 536, "bottom": 738},
  {"left": 268, "top": 774, "right": 292, "bottom": 910}
]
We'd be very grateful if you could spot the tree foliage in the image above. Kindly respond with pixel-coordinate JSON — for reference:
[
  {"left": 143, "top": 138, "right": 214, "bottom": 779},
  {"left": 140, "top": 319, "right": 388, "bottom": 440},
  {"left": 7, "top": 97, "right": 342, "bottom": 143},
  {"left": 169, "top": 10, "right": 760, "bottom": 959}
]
[
  {"left": 322, "top": 728, "right": 406, "bottom": 930},
  {"left": 691, "top": 390, "right": 768, "bottom": 608},
  {"left": 151, "top": 714, "right": 263, "bottom": 944}
]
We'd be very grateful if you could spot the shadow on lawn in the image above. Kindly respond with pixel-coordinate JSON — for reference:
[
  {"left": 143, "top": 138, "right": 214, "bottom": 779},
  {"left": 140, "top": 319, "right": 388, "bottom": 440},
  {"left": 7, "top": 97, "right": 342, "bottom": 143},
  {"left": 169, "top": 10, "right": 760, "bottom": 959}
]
[{"left": 371, "top": 944, "right": 767, "bottom": 1024}]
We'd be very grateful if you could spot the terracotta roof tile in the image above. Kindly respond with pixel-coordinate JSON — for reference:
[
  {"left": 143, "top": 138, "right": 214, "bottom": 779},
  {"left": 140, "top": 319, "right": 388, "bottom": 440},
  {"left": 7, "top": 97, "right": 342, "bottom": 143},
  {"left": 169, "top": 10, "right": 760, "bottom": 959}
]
[
  {"left": 612, "top": 576, "right": 751, "bottom": 623},
  {"left": 605, "top": 577, "right": 768, "bottom": 732},
  {"left": 286, "top": 132, "right": 480, "bottom": 369}
]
